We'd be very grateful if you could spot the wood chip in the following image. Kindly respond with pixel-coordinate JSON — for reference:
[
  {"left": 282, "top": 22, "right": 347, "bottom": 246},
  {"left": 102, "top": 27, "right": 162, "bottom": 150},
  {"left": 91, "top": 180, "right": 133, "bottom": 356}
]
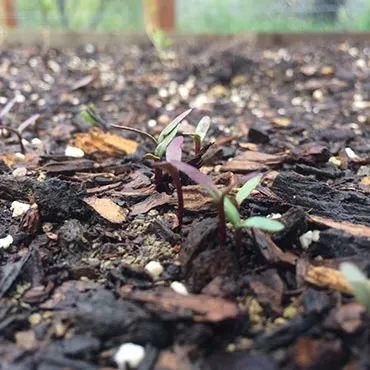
[
  {"left": 130, "top": 192, "right": 171, "bottom": 215},
  {"left": 71, "top": 127, "right": 138, "bottom": 157},
  {"left": 308, "top": 215, "right": 370, "bottom": 238},
  {"left": 120, "top": 287, "right": 239, "bottom": 322},
  {"left": 83, "top": 197, "right": 127, "bottom": 223},
  {"left": 304, "top": 265, "right": 352, "bottom": 294},
  {"left": 221, "top": 151, "right": 285, "bottom": 173}
]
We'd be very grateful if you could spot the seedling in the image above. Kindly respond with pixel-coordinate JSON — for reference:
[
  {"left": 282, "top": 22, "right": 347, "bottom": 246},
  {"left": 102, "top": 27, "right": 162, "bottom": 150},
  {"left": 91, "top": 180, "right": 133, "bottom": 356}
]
[
  {"left": 185, "top": 116, "right": 211, "bottom": 155},
  {"left": 82, "top": 106, "right": 192, "bottom": 186},
  {"left": 168, "top": 161, "right": 284, "bottom": 252},
  {"left": 155, "top": 136, "right": 185, "bottom": 226},
  {"left": 111, "top": 109, "right": 192, "bottom": 186},
  {"left": 168, "top": 159, "right": 229, "bottom": 244},
  {"left": 340, "top": 262, "right": 370, "bottom": 313},
  {"left": 223, "top": 174, "right": 285, "bottom": 254}
]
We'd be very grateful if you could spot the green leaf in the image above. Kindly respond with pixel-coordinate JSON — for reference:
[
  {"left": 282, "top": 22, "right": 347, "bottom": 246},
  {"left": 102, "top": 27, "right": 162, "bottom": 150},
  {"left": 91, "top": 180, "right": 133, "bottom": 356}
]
[
  {"left": 224, "top": 197, "right": 241, "bottom": 227},
  {"left": 157, "top": 109, "right": 192, "bottom": 143},
  {"left": 340, "top": 262, "right": 370, "bottom": 313},
  {"left": 81, "top": 110, "right": 100, "bottom": 125},
  {"left": 155, "top": 128, "right": 180, "bottom": 158},
  {"left": 238, "top": 216, "right": 284, "bottom": 232},
  {"left": 236, "top": 175, "right": 262, "bottom": 206},
  {"left": 195, "top": 116, "right": 211, "bottom": 143}
]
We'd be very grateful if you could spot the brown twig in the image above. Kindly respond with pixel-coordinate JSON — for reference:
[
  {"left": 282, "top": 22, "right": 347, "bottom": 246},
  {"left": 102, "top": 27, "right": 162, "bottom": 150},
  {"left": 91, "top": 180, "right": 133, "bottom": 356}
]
[{"left": 0, "top": 125, "right": 26, "bottom": 154}]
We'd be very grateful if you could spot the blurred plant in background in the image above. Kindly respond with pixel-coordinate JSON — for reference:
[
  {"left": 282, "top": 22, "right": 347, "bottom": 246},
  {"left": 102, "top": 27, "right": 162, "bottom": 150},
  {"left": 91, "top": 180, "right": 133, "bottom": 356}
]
[{"left": 9, "top": 0, "right": 370, "bottom": 32}]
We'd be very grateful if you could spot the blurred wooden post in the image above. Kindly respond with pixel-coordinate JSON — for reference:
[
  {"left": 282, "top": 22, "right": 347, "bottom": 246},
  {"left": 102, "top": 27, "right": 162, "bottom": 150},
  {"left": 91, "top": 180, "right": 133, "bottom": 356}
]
[
  {"left": 1, "top": 0, "right": 17, "bottom": 28},
  {"left": 144, "top": 0, "right": 175, "bottom": 32}
]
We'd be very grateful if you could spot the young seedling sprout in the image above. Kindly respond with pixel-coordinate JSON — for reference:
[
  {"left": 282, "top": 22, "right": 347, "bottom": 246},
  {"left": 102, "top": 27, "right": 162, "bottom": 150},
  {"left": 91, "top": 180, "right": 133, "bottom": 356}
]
[
  {"left": 81, "top": 105, "right": 192, "bottom": 186},
  {"left": 185, "top": 116, "right": 211, "bottom": 155},
  {"left": 223, "top": 174, "right": 285, "bottom": 254},
  {"left": 111, "top": 109, "right": 192, "bottom": 186},
  {"left": 155, "top": 136, "right": 185, "bottom": 226},
  {"left": 168, "top": 161, "right": 284, "bottom": 252},
  {"left": 168, "top": 160, "right": 231, "bottom": 245}
]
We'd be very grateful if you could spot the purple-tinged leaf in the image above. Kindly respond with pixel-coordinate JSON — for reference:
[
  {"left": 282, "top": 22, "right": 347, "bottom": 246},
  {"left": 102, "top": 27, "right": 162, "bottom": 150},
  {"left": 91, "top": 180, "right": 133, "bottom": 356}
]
[
  {"left": 166, "top": 136, "right": 183, "bottom": 162},
  {"left": 169, "top": 160, "right": 219, "bottom": 199},
  {"left": 0, "top": 97, "right": 17, "bottom": 119}
]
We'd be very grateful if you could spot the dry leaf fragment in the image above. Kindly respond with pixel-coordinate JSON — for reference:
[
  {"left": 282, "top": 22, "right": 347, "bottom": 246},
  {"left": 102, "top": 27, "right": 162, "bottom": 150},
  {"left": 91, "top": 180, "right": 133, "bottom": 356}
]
[
  {"left": 221, "top": 151, "right": 285, "bottom": 173},
  {"left": 83, "top": 197, "right": 126, "bottom": 223},
  {"left": 71, "top": 127, "right": 138, "bottom": 157},
  {"left": 271, "top": 117, "right": 292, "bottom": 127},
  {"left": 305, "top": 265, "right": 352, "bottom": 294}
]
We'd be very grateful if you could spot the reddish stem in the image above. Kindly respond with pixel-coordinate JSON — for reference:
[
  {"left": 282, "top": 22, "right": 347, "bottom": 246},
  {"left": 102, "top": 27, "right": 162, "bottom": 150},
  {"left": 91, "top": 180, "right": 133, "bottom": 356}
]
[
  {"left": 234, "top": 229, "right": 242, "bottom": 257},
  {"left": 194, "top": 139, "right": 201, "bottom": 155},
  {"left": 217, "top": 198, "right": 227, "bottom": 246},
  {"left": 0, "top": 125, "right": 25, "bottom": 154},
  {"left": 154, "top": 166, "right": 163, "bottom": 188},
  {"left": 172, "top": 170, "right": 183, "bottom": 227}
]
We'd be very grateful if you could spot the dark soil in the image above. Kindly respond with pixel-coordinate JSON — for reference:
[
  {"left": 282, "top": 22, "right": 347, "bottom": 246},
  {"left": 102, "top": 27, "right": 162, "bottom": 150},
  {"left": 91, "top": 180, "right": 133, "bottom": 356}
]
[{"left": 1, "top": 39, "right": 370, "bottom": 370}]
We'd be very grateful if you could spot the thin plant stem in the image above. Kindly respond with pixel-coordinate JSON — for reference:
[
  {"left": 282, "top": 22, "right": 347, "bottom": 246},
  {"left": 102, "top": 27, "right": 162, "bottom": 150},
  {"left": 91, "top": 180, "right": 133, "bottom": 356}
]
[
  {"left": 194, "top": 139, "right": 201, "bottom": 155},
  {"left": 234, "top": 229, "right": 242, "bottom": 257},
  {"left": 172, "top": 170, "right": 183, "bottom": 227},
  {"left": 0, "top": 125, "right": 25, "bottom": 154},
  {"left": 217, "top": 198, "right": 227, "bottom": 246},
  {"left": 154, "top": 167, "right": 163, "bottom": 188}
]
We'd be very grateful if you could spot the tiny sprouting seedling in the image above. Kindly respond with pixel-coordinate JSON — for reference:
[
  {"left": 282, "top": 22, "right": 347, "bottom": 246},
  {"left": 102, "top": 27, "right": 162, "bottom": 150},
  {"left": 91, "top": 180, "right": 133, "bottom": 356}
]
[
  {"left": 340, "top": 262, "right": 370, "bottom": 313},
  {"left": 155, "top": 136, "right": 185, "bottom": 226},
  {"left": 185, "top": 116, "right": 211, "bottom": 155},
  {"left": 111, "top": 109, "right": 192, "bottom": 186},
  {"left": 222, "top": 174, "right": 285, "bottom": 254},
  {"left": 168, "top": 161, "right": 284, "bottom": 252},
  {"left": 168, "top": 159, "right": 229, "bottom": 245}
]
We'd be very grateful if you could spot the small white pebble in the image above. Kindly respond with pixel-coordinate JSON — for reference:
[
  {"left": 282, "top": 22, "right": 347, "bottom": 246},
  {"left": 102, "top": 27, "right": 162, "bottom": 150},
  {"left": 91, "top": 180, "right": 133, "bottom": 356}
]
[
  {"left": 0, "top": 235, "right": 13, "bottom": 249},
  {"left": 328, "top": 156, "right": 341, "bottom": 167},
  {"left": 65, "top": 145, "right": 84, "bottom": 158},
  {"left": 114, "top": 343, "right": 145, "bottom": 370},
  {"left": 299, "top": 231, "right": 313, "bottom": 249},
  {"left": 345, "top": 147, "right": 360, "bottom": 160},
  {"left": 170, "top": 281, "right": 188, "bottom": 295},
  {"left": 267, "top": 213, "right": 282, "bottom": 220},
  {"left": 15, "top": 153, "right": 25, "bottom": 160},
  {"left": 147, "top": 119, "right": 157, "bottom": 128},
  {"left": 12, "top": 167, "right": 27, "bottom": 177},
  {"left": 31, "top": 137, "right": 42, "bottom": 145},
  {"left": 311, "top": 230, "right": 320, "bottom": 242},
  {"left": 145, "top": 261, "right": 164, "bottom": 279},
  {"left": 158, "top": 88, "right": 169, "bottom": 98},
  {"left": 10, "top": 201, "right": 30, "bottom": 218},
  {"left": 299, "top": 230, "right": 320, "bottom": 249}
]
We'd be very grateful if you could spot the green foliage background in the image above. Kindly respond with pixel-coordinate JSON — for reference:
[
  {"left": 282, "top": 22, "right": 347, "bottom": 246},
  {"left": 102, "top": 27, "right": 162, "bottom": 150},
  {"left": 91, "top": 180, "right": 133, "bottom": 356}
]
[{"left": 15, "top": 0, "right": 370, "bottom": 32}]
